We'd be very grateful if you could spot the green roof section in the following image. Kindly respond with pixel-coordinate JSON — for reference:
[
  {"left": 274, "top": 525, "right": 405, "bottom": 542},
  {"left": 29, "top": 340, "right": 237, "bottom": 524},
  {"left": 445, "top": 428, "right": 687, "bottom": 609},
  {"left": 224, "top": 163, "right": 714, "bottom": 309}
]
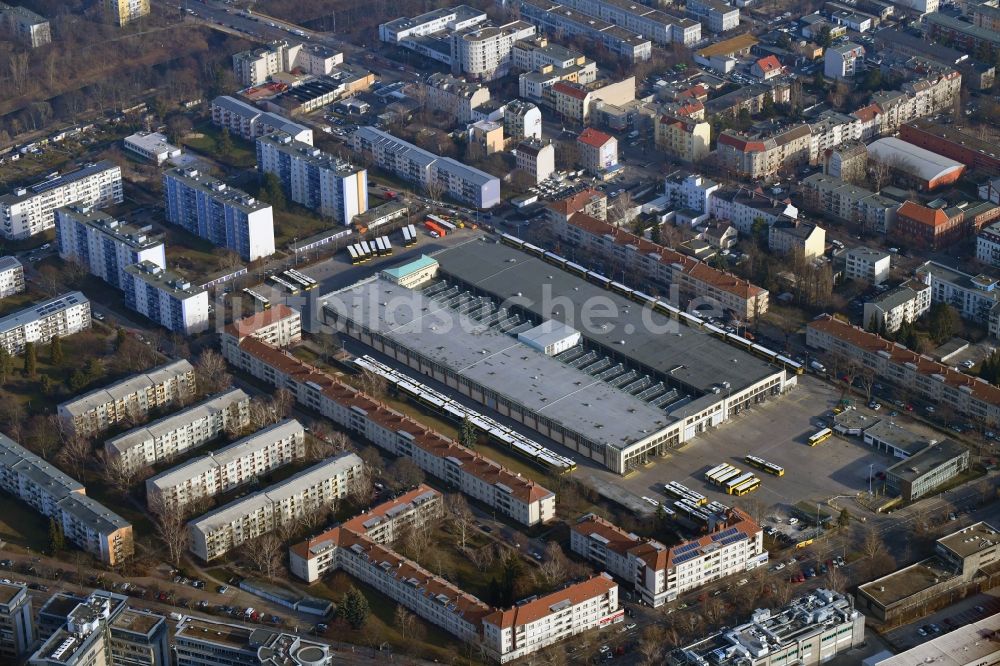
[{"left": 381, "top": 255, "right": 439, "bottom": 280}]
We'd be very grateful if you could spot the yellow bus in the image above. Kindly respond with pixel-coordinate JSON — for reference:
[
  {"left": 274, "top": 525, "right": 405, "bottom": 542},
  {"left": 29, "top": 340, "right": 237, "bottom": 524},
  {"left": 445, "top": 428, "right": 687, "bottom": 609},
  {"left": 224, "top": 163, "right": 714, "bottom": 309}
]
[{"left": 808, "top": 428, "right": 833, "bottom": 446}]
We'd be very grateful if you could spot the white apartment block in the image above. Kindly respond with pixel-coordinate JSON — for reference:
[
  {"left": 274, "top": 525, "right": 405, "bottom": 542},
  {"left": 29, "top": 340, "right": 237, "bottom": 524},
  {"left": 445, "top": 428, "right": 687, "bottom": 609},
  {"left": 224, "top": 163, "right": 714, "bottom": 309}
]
[
  {"left": 210, "top": 96, "right": 313, "bottom": 145},
  {"left": 221, "top": 336, "right": 556, "bottom": 526},
  {"left": 663, "top": 172, "right": 720, "bottom": 223},
  {"left": 517, "top": 0, "right": 654, "bottom": 61},
  {"left": 379, "top": 5, "right": 488, "bottom": 46},
  {"left": 188, "top": 452, "right": 363, "bottom": 561},
  {"left": 801, "top": 173, "right": 900, "bottom": 234},
  {"left": 807, "top": 315, "right": 1000, "bottom": 425},
  {"left": 55, "top": 206, "right": 166, "bottom": 289},
  {"left": 452, "top": 21, "right": 536, "bottom": 79},
  {"left": 510, "top": 36, "right": 594, "bottom": 73},
  {"left": 686, "top": 0, "right": 740, "bottom": 32},
  {"left": 57, "top": 359, "right": 196, "bottom": 437},
  {"left": 504, "top": 100, "right": 543, "bottom": 141},
  {"left": 845, "top": 246, "right": 891, "bottom": 285},
  {"left": 146, "top": 418, "right": 306, "bottom": 513},
  {"left": 533, "top": 0, "right": 700, "bottom": 46},
  {"left": 352, "top": 127, "right": 501, "bottom": 209},
  {"left": 105, "top": 388, "right": 252, "bottom": 474},
  {"left": 163, "top": 168, "right": 275, "bottom": 262},
  {"left": 570, "top": 509, "right": 766, "bottom": 607},
  {"left": 0, "top": 291, "right": 90, "bottom": 355},
  {"left": 863, "top": 279, "right": 931, "bottom": 333},
  {"left": 232, "top": 40, "right": 343, "bottom": 87},
  {"left": 256, "top": 133, "right": 368, "bottom": 225},
  {"left": 0, "top": 3, "right": 50, "bottom": 48},
  {"left": 222, "top": 304, "right": 302, "bottom": 351},
  {"left": 481, "top": 574, "right": 621, "bottom": 662},
  {"left": 0, "top": 434, "right": 133, "bottom": 566},
  {"left": 0, "top": 161, "right": 122, "bottom": 240},
  {"left": 977, "top": 221, "right": 1000, "bottom": 267},
  {"left": 174, "top": 617, "right": 333, "bottom": 666},
  {"left": 424, "top": 73, "right": 492, "bottom": 124},
  {"left": 515, "top": 139, "right": 555, "bottom": 184},
  {"left": 289, "top": 484, "right": 444, "bottom": 582},
  {"left": 824, "top": 42, "right": 865, "bottom": 80},
  {"left": 0, "top": 256, "right": 24, "bottom": 299},
  {"left": 122, "top": 261, "right": 209, "bottom": 335},
  {"left": 123, "top": 131, "right": 181, "bottom": 166},
  {"left": 916, "top": 261, "right": 1000, "bottom": 338}
]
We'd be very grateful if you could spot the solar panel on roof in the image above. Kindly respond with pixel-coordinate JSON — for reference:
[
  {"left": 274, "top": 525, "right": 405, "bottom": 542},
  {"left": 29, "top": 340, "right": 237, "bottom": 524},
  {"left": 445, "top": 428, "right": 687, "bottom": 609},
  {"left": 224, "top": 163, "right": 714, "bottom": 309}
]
[
  {"left": 719, "top": 534, "right": 747, "bottom": 547},
  {"left": 674, "top": 550, "right": 701, "bottom": 565},
  {"left": 711, "top": 527, "right": 739, "bottom": 542},
  {"left": 674, "top": 541, "right": 700, "bottom": 555}
]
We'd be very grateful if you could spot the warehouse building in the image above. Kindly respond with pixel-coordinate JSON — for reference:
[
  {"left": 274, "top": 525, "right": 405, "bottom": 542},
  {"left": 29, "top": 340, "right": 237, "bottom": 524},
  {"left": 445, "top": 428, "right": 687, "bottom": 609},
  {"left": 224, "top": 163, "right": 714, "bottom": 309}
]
[
  {"left": 885, "top": 438, "right": 969, "bottom": 501},
  {"left": 866, "top": 137, "right": 966, "bottom": 191}
]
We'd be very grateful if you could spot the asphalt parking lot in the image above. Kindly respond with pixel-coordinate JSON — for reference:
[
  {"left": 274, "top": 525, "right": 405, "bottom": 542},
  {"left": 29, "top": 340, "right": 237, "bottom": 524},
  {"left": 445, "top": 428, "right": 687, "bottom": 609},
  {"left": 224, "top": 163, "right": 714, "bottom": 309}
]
[
  {"left": 883, "top": 590, "right": 1000, "bottom": 652},
  {"left": 582, "top": 375, "right": 902, "bottom": 519}
]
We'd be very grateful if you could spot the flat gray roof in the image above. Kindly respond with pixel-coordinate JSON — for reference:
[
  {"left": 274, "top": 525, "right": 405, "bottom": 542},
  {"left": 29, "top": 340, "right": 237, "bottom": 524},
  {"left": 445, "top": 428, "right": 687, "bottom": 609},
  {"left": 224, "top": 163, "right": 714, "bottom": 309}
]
[
  {"left": 324, "top": 278, "right": 674, "bottom": 451},
  {"left": 433, "top": 238, "right": 780, "bottom": 395},
  {"left": 58, "top": 360, "right": 194, "bottom": 418},
  {"left": 886, "top": 439, "right": 967, "bottom": 481},
  {"left": 0, "top": 291, "right": 87, "bottom": 336},
  {"left": 0, "top": 256, "right": 22, "bottom": 273},
  {"left": 863, "top": 420, "right": 931, "bottom": 456}
]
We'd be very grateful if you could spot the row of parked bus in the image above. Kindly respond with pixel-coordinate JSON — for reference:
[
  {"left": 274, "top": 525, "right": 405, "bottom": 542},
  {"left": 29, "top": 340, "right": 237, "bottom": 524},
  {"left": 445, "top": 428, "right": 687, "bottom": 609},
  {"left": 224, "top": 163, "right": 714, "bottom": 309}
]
[
  {"left": 400, "top": 224, "right": 418, "bottom": 247},
  {"left": 352, "top": 355, "right": 577, "bottom": 474},
  {"left": 663, "top": 481, "right": 707, "bottom": 506},
  {"left": 744, "top": 454, "right": 785, "bottom": 476},
  {"left": 347, "top": 236, "right": 394, "bottom": 264},
  {"left": 242, "top": 288, "right": 271, "bottom": 310},
  {"left": 268, "top": 269, "right": 317, "bottom": 294},
  {"left": 705, "top": 463, "right": 761, "bottom": 496},
  {"left": 498, "top": 233, "right": 803, "bottom": 376}
]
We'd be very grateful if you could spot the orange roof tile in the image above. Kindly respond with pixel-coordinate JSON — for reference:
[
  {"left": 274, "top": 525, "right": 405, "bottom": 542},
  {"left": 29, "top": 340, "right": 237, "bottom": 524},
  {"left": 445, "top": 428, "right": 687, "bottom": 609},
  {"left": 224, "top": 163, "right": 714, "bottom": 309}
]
[
  {"left": 224, "top": 304, "right": 298, "bottom": 339},
  {"left": 897, "top": 200, "right": 954, "bottom": 228},
  {"left": 551, "top": 81, "right": 588, "bottom": 100},
  {"left": 483, "top": 574, "right": 617, "bottom": 629},
  {"left": 755, "top": 55, "right": 781, "bottom": 73},
  {"left": 546, "top": 188, "right": 607, "bottom": 216},
  {"left": 578, "top": 127, "right": 614, "bottom": 149}
]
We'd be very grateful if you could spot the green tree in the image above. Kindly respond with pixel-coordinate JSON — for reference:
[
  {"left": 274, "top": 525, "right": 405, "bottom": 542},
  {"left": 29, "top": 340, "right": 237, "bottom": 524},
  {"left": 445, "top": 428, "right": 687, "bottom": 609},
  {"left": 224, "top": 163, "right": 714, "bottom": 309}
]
[
  {"left": 115, "top": 327, "right": 127, "bottom": 350},
  {"left": 761, "top": 92, "right": 776, "bottom": 118},
  {"left": 818, "top": 25, "right": 833, "bottom": 48},
  {"left": 337, "top": 585, "right": 370, "bottom": 629},
  {"left": 927, "top": 302, "right": 958, "bottom": 343},
  {"left": 69, "top": 368, "right": 88, "bottom": 392},
  {"left": 0, "top": 347, "right": 11, "bottom": 383},
  {"left": 863, "top": 68, "right": 883, "bottom": 92},
  {"left": 40, "top": 375, "right": 55, "bottom": 396},
  {"left": 649, "top": 223, "right": 661, "bottom": 245},
  {"left": 218, "top": 127, "right": 234, "bottom": 157},
  {"left": 261, "top": 173, "right": 286, "bottom": 211},
  {"left": 751, "top": 217, "right": 769, "bottom": 249},
  {"left": 23, "top": 342, "right": 36, "bottom": 378},
  {"left": 49, "top": 335, "right": 63, "bottom": 365},
  {"left": 459, "top": 417, "right": 477, "bottom": 449},
  {"left": 837, "top": 508, "right": 851, "bottom": 531},
  {"left": 981, "top": 351, "right": 1000, "bottom": 385},
  {"left": 48, "top": 518, "right": 65, "bottom": 553},
  {"left": 83, "top": 358, "right": 103, "bottom": 382}
]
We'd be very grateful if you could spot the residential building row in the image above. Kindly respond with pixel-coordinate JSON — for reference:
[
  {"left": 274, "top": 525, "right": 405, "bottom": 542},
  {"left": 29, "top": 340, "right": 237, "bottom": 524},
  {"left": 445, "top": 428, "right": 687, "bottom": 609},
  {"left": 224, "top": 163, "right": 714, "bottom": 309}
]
[
  {"left": 146, "top": 418, "right": 306, "bottom": 513},
  {"left": 351, "top": 126, "right": 500, "bottom": 209},
  {"left": 915, "top": 261, "right": 1000, "bottom": 338},
  {"left": 0, "top": 161, "right": 122, "bottom": 240},
  {"left": 0, "top": 434, "right": 133, "bottom": 566},
  {"left": 187, "top": 451, "right": 363, "bottom": 561},
  {"left": 232, "top": 40, "right": 344, "bottom": 87},
  {"left": 123, "top": 131, "right": 182, "bottom": 166},
  {"left": 0, "top": 2, "right": 50, "bottom": 48},
  {"left": 570, "top": 508, "right": 766, "bottom": 607},
  {"left": 55, "top": 205, "right": 166, "bottom": 290},
  {"left": 517, "top": 0, "right": 653, "bottom": 62},
  {"left": 800, "top": 173, "right": 901, "bottom": 235},
  {"left": 863, "top": 278, "right": 932, "bottom": 333},
  {"left": 57, "top": 359, "right": 197, "bottom": 437},
  {"left": 122, "top": 261, "right": 210, "bottom": 336},
  {"left": 654, "top": 109, "right": 711, "bottom": 163},
  {"left": 525, "top": 0, "right": 700, "bottom": 47},
  {"left": 685, "top": 0, "right": 740, "bottom": 32},
  {"left": 0, "top": 256, "right": 24, "bottom": 299},
  {"left": 0, "top": 291, "right": 90, "bottom": 356},
  {"left": 806, "top": 314, "right": 1000, "bottom": 425},
  {"left": 210, "top": 96, "right": 314, "bottom": 145},
  {"left": 256, "top": 133, "right": 369, "bottom": 224},
  {"left": 222, "top": 302, "right": 302, "bottom": 349},
  {"left": 220, "top": 314, "right": 556, "bottom": 526},
  {"left": 163, "top": 168, "right": 276, "bottom": 262},
  {"left": 105, "top": 388, "right": 252, "bottom": 474}
]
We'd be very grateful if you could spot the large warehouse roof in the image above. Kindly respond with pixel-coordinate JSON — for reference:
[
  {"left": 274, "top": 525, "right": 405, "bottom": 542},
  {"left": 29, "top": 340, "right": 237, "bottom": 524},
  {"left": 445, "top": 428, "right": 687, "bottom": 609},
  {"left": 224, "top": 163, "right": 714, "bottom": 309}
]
[{"left": 866, "top": 137, "right": 965, "bottom": 187}]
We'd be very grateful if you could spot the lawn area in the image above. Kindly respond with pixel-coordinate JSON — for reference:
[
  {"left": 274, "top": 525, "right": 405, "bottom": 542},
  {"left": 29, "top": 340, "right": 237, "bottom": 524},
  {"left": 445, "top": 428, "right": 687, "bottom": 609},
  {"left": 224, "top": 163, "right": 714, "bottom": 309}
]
[
  {"left": 274, "top": 207, "right": 332, "bottom": 250},
  {"left": 0, "top": 495, "right": 51, "bottom": 551},
  {"left": 164, "top": 226, "right": 233, "bottom": 280},
  {"left": 0, "top": 288, "right": 48, "bottom": 318},
  {"left": 183, "top": 121, "right": 257, "bottom": 169}
]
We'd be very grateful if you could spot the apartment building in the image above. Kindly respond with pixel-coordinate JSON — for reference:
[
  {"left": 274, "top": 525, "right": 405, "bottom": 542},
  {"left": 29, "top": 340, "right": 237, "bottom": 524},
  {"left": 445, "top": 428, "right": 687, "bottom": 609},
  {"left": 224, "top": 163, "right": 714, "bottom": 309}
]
[
  {"left": 708, "top": 187, "right": 798, "bottom": 234},
  {"left": 863, "top": 279, "right": 931, "bottom": 333},
  {"left": 541, "top": 0, "right": 700, "bottom": 45},
  {"left": 546, "top": 188, "right": 609, "bottom": 222},
  {"left": 0, "top": 582, "right": 34, "bottom": 661},
  {"left": 222, "top": 304, "right": 302, "bottom": 352},
  {"left": 174, "top": 617, "right": 333, "bottom": 666},
  {"left": 577, "top": 128, "right": 618, "bottom": 176},
  {"left": 663, "top": 172, "right": 720, "bottom": 223},
  {"left": 482, "top": 574, "right": 621, "bottom": 662},
  {"left": 686, "top": 0, "right": 740, "bottom": 32},
  {"left": 422, "top": 73, "right": 491, "bottom": 124},
  {"left": 146, "top": 419, "right": 306, "bottom": 513},
  {"left": 55, "top": 206, "right": 166, "bottom": 289},
  {"left": 751, "top": 55, "right": 783, "bottom": 80},
  {"left": 256, "top": 133, "right": 368, "bottom": 224},
  {"left": 221, "top": 336, "right": 556, "bottom": 526},
  {"left": 807, "top": 315, "right": 1000, "bottom": 425},
  {"left": 504, "top": 100, "right": 543, "bottom": 141},
  {"left": 548, "top": 77, "right": 635, "bottom": 124},
  {"left": 570, "top": 509, "right": 765, "bottom": 607},
  {"left": 379, "top": 5, "right": 487, "bottom": 44},
  {"left": 515, "top": 139, "right": 555, "bottom": 184},
  {"left": 352, "top": 127, "right": 500, "bottom": 209},
  {"left": 667, "top": 589, "right": 864, "bottom": 665},
  {"left": 104, "top": 0, "right": 148, "bottom": 26},
  {"left": 289, "top": 484, "right": 444, "bottom": 582},
  {"left": 823, "top": 142, "right": 868, "bottom": 183},
  {"left": 123, "top": 131, "right": 182, "bottom": 166},
  {"left": 163, "top": 167, "right": 275, "bottom": 261},
  {"left": 893, "top": 200, "right": 968, "bottom": 250},
  {"left": 654, "top": 112, "right": 711, "bottom": 162},
  {"left": 916, "top": 261, "right": 1000, "bottom": 337},
  {"left": 105, "top": 388, "right": 252, "bottom": 474},
  {"left": 716, "top": 124, "right": 812, "bottom": 180},
  {"left": 0, "top": 257, "right": 23, "bottom": 299},
  {"left": 188, "top": 452, "right": 363, "bottom": 561},
  {"left": 704, "top": 80, "right": 790, "bottom": 119},
  {"left": 800, "top": 173, "right": 900, "bottom": 234},
  {"left": 845, "top": 246, "right": 891, "bottom": 285},
  {"left": 768, "top": 220, "right": 826, "bottom": 260},
  {"left": 925, "top": 12, "right": 1000, "bottom": 55},
  {"left": 452, "top": 21, "right": 536, "bottom": 79},
  {"left": 122, "top": 261, "right": 209, "bottom": 335},
  {"left": 232, "top": 40, "right": 344, "bottom": 87},
  {"left": 977, "top": 221, "right": 1000, "bottom": 267},
  {"left": 519, "top": 60, "right": 599, "bottom": 103},
  {"left": 553, "top": 212, "right": 769, "bottom": 318},
  {"left": 0, "top": 291, "right": 90, "bottom": 355},
  {"left": 0, "top": 434, "right": 133, "bottom": 565},
  {"left": 57, "top": 360, "right": 196, "bottom": 437},
  {"left": 0, "top": 3, "right": 50, "bottom": 47},
  {"left": 824, "top": 42, "right": 865, "bottom": 79},
  {"left": 517, "top": 0, "right": 653, "bottom": 62},
  {"left": 0, "top": 161, "right": 123, "bottom": 240},
  {"left": 511, "top": 36, "right": 591, "bottom": 72},
  {"left": 210, "top": 96, "right": 313, "bottom": 145}
]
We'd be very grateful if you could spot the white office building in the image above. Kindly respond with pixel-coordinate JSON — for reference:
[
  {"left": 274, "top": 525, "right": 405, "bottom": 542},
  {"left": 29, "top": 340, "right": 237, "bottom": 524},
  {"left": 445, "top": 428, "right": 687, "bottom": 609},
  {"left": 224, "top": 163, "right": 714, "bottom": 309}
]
[
  {"left": 174, "top": 617, "right": 333, "bottom": 666},
  {"left": 845, "top": 246, "right": 891, "bottom": 285},
  {"left": 0, "top": 291, "right": 90, "bottom": 355},
  {"left": 163, "top": 168, "right": 275, "bottom": 262},
  {"left": 824, "top": 42, "right": 866, "bottom": 80},
  {"left": 57, "top": 360, "right": 197, "bottom": 437},
  {"left": 0, "top": 161, "right": 122, "bottom": 239},
  {"left": 210, "top": 96, "right": 313, "bottom": 145},
  {"left": 146, "top": 418, "right": 306, "bottom": 513},
  {"left": 55, "top": 206, "right": 166, "bottom": 289},
  {"left": 122, "top": 261, "right": 209, "bottom": 335},
  {"left": 105, "top": 388, "right": 251, "bottom": 474},
  {"left": 0, "top": 257, "right": 24, "bottom": 299},
  {"left": 663, "top": 172, "right": 720, "bottom": 223},
  {"left": 452, "top": 21, "right": 536, "bottom": 79},
  {"left": 232, "top": 40, "right": 344, "bottom": 87},
  {"left": 123, "top": 131, "right": 181, "bottom": 165},
  {"left": 256, "top": 133, "right": 368, "bottom": 224},
  {"left": 188, "top": 452, "right": 363, "bottom": 561}
]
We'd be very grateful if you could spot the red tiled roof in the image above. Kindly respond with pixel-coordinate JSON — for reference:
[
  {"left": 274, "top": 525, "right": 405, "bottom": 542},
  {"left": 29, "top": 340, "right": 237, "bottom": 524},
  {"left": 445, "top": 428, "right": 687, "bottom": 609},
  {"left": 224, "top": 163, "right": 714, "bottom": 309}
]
[
  {"left": 675, "top": 100, "right": 704, "bottom": 116},
  {"left": 755, "top": 55, "right": 781, "bottom": 73},
  {"left": 578, "top": 127, "right": 614, "bottom": 149},
  {"left": 897, "top": 200, "right": 954, "bottom": 228},
  {"left": 717, "top": 132, "right": 766, "bottom": 153},
  {"left": 853, "top": 103, "right": 880, "bottom": 122},
  {"left": 551, "top": 81, "right": 588, "bottom": 100},
  {"left": 483, "top": 574, "right": 616, "bottom": 629},
  {"left": 224, "top": 304, "right": 297, "bottom": 339},
  {"left": 546, "top": 188, "right": 607, "bottom": 216}
]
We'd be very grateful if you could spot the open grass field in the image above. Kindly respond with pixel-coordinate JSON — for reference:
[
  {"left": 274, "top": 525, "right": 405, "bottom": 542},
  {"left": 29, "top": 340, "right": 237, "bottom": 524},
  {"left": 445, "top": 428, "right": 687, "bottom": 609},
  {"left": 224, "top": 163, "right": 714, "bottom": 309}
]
[{"left": 182, "top": 122, "right": 256, "bottom": 169}]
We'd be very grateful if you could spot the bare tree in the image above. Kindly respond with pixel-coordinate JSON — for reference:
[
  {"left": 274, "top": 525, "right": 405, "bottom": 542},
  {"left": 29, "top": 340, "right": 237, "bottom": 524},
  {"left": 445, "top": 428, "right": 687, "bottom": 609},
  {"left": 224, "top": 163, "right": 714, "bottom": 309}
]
[
  {"left": 445, "top": 493, "right": 474, "bottom": 550},
  {"left": 306, "top": 430, "right": 349, "bottom": 462},
  {"left": 825, "top": 565, "right": 847, "bottom": 593},
  {"left": 195, "top": 349, "right": 232, "bottom": 396},
  {"left": 608, "top": 191, "right": 636, "bottom": 228},
  {"left": 858, "top": 366, "right": 876, "bottom": 402},
  {"left": 356, "top": 369, "right": 388, "bottom": 400},
  {"left": 861, "top": 525, "right": 886, "bottom": 559},
  {"left": 56, "top": 435, "right": 92, "bottom": 480},
  {"left": 149, "top": 495, "right": 190, "bottom": 569},
  {"left": 242, "top": 533, "right": 284, "bottom": 581},
  {"left": 97, "top": 450, "right": 148, "bottom": 498},
  {"left": 535, "top": 541, "right": 570, "bottom": 589},
  {"left": 386, "top": 457, "right": 425, "bottom": 492},
  {"left": 401, "top": 519, "right": 433, "bottom": 561},
  {"left": 425, "top": 177, "right": 445, "bottom": 203},
  {"left": 348, "top": 464, "right": 374, "bottom": 507},
  {"left": 271, "top": 388, "right": 294, "bottom": 420}
]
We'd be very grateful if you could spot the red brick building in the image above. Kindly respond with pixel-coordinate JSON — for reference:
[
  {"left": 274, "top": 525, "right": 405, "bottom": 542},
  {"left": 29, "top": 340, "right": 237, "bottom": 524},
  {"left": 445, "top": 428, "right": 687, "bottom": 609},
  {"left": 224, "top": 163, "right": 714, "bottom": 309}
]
[
  {"left": 900, "top": 120, "right": 1000, "bottom": 176},
  {"left": 892, "top": 200, "right": 966, "bottom": 250}
]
